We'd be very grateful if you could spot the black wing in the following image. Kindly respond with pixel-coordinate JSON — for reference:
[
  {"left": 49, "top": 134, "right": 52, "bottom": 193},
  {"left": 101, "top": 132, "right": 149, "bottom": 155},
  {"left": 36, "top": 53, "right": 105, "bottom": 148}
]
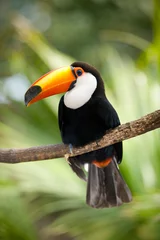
[{"left": 95, "top": 97, "right": 123, "bottom": 163}]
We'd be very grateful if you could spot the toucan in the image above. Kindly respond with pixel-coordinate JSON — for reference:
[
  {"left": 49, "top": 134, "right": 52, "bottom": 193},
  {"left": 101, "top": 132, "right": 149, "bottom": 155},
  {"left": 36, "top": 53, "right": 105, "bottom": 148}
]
[{"left": 25, "top": 61, "right": 132, "bottom": 208}]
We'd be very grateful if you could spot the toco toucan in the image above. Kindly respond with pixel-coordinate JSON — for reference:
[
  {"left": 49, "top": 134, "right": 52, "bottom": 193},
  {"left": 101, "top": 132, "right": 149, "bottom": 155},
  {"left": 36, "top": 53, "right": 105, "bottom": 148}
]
[{"left": 25, "top": 61, "right": 132, "bottom": 208}]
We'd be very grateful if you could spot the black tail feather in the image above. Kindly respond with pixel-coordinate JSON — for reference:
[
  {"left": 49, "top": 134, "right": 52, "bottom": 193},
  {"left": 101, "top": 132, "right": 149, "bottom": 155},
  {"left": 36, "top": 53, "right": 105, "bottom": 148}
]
[
  {"left": 68, "top": 157, "right": 87, "bottom": 181},
  {"left": 86, "top": 157, "right": 132, "bottom": 208}
]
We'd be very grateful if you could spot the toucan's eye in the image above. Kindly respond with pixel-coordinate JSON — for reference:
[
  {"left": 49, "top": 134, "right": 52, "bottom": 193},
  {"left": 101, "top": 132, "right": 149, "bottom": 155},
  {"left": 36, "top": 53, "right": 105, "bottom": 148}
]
[{"left": 76, "top": 69, "right": 83, "bottom": 76}]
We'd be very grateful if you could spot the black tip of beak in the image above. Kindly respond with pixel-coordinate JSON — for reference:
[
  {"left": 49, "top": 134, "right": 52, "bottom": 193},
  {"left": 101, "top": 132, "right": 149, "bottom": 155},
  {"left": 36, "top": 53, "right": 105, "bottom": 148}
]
[{"left": 24, "top": 85, "right": 42, "bottom": 106}]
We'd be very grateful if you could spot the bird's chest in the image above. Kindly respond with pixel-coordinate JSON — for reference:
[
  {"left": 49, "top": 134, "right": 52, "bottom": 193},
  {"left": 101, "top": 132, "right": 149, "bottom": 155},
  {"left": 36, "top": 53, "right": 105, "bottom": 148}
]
[{"left": 61, "top": 102, "right": 106, "bottom": 146}]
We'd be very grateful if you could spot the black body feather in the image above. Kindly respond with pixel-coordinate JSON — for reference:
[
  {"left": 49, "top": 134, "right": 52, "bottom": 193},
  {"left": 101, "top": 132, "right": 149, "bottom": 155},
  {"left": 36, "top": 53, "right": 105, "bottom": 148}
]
[{"left": 58, "top": 62, "right": 132, "bottom": 208}]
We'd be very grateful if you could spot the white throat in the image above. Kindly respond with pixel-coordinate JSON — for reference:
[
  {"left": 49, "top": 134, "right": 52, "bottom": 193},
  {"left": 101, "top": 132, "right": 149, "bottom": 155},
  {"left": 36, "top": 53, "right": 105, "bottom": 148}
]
[{"left": 64, "top": 73, "right": 97, "bottom": 109}]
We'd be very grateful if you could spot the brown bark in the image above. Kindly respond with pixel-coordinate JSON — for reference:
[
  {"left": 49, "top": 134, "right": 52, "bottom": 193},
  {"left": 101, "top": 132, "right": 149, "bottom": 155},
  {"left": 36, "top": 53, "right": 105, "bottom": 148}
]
[{"left": 0, "top": 110, "right": 159, "bottom": 164}]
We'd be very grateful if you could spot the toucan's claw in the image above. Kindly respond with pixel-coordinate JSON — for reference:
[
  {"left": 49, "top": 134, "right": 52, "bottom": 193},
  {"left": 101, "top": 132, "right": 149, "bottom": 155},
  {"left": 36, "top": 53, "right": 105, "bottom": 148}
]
[{"left": 69, "top": 144, "right": 73, "bottom": 154}]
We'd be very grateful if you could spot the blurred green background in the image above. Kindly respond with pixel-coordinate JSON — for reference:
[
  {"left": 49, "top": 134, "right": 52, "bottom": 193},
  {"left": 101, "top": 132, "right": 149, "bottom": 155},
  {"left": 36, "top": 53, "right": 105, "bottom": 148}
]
[{"left": 0, "top": 0, "right": 160, "bottom": 239}]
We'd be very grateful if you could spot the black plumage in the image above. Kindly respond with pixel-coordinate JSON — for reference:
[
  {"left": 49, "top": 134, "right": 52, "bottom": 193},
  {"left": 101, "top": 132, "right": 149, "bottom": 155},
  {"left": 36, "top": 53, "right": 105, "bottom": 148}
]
[{"left": 58, "top": 62, "right": 132, "bottom": 208}]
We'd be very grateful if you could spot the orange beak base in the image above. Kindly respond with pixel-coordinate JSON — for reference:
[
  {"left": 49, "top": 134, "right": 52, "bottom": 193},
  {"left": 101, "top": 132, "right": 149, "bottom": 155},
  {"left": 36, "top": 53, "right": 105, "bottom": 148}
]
[{"left": 24, "top": 66, "right": 76, "bottom": 106}]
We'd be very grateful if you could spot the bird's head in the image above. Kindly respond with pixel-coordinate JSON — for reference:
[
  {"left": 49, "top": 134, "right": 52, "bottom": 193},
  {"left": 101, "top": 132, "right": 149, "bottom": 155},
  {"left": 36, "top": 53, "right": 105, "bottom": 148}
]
[{"left": 25, "top": 62, "right": 105, "bottom": 109}]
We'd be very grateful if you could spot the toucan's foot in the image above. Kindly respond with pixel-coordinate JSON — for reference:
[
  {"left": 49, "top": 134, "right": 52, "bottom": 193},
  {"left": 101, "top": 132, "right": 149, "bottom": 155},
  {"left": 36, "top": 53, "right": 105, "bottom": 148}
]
[
  {"left": 64, "top": 144, "right": 73, "bottom": 164},
  {"left": 69, "top": 144, "right": 73, "bottom": 154},
  {"left": 96, "top": 140, "right": 100, "bottom": 147}
]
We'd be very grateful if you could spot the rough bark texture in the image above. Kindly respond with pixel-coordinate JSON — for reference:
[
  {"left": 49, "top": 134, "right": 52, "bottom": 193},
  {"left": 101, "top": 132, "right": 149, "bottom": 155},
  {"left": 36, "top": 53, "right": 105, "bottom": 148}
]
[{"left": 0, "top": 110, "right": 159, "bottom": 164}]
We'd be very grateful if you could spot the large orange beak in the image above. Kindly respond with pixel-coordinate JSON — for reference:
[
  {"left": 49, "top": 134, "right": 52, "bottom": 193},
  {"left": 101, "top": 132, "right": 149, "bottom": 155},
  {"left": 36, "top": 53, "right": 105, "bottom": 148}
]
[{"left": 24, "top": 66, "right": 76, "bottom": 106}]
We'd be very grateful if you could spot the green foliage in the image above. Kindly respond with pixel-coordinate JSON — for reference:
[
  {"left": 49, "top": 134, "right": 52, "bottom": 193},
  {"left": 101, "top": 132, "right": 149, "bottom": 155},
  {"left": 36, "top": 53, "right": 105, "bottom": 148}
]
[{"left": 0, "top": 0, "right": 159, "bottom": 239}]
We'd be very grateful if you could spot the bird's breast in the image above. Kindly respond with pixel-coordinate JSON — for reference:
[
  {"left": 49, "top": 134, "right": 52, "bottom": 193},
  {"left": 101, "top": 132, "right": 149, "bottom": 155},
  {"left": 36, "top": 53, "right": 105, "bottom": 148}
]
[{"left": 62, "top": 101, "right": 106, "bottom": 147}]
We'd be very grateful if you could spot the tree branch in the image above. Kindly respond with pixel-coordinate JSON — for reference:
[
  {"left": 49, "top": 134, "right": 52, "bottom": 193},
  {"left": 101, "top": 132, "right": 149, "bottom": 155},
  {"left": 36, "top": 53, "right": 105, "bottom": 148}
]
[{"left": 0, "top": 110, "right": 160, "bottom": 164}]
